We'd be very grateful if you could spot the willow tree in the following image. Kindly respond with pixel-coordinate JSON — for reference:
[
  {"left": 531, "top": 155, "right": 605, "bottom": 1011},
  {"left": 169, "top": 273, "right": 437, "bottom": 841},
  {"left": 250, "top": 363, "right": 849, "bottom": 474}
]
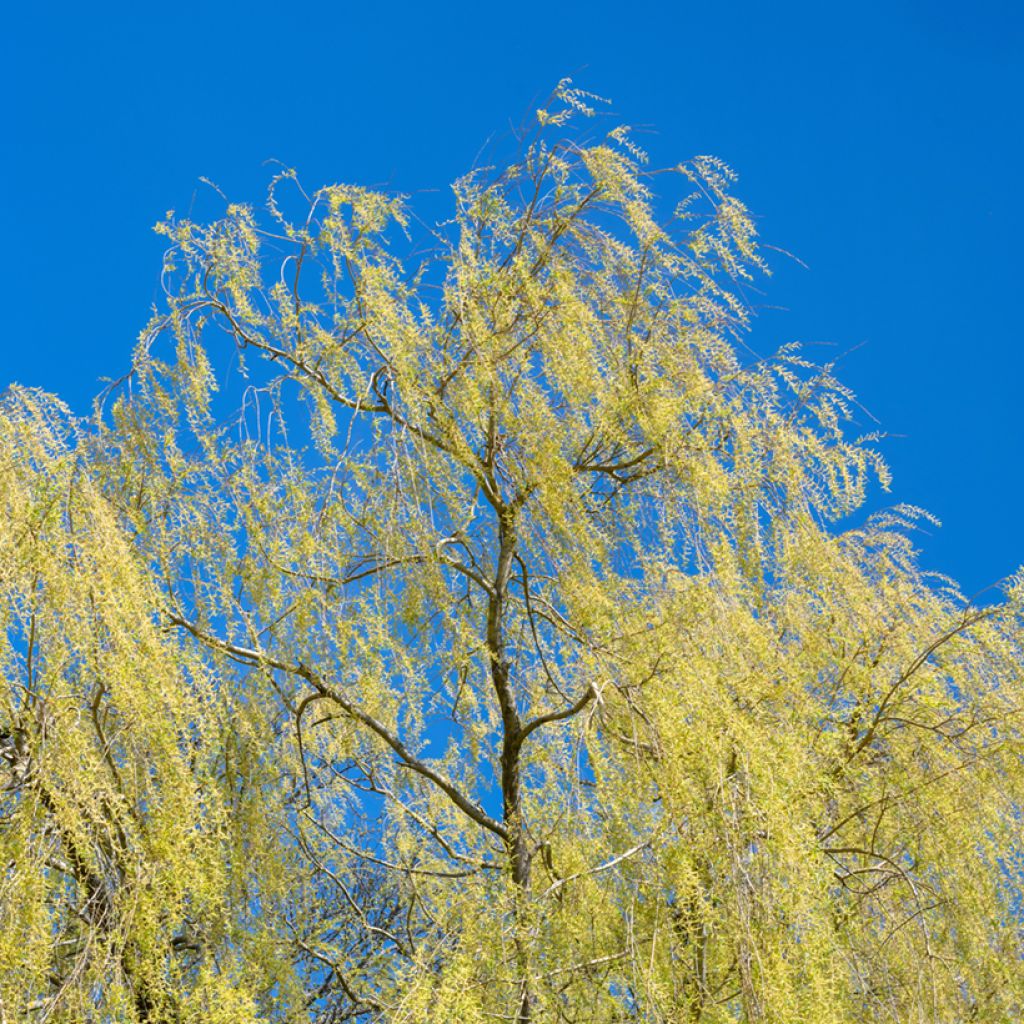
[{"left": 3, "top": 82, "right": 1024, "bottom": 1023}]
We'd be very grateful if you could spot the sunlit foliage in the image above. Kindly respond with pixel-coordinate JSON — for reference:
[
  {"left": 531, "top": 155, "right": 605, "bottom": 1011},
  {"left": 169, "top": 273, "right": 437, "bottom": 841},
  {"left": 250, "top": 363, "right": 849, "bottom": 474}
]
[{"left": 3, "top": 81, "right": 1023, "bottom": 1023}]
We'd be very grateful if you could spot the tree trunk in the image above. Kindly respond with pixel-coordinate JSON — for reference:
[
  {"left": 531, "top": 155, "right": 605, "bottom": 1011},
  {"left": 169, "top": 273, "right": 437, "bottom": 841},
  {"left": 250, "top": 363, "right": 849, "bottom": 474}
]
[{"left": 487, "top": 508, "right": 533, "bottom": 1022}]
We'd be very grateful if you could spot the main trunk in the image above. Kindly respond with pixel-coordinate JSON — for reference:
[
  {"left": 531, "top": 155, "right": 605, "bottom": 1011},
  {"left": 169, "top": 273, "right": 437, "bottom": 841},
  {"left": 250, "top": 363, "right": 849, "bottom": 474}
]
[{"left": 487, "top": 509, "right": 532, "bottom": 1022}]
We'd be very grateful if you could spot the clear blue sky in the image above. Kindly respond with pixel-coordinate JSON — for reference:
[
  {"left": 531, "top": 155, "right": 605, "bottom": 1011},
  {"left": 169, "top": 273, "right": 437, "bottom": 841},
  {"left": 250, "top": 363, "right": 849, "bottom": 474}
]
[{"left": 3, "top": 0, "right": 1021, "bottom": 597}]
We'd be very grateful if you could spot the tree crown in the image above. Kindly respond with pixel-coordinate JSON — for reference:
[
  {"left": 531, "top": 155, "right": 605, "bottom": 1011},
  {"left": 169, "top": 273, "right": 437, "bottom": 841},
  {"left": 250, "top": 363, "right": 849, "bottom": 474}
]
[{"left": 3, "top": 81, "right": 1023, "bottom": 1023}]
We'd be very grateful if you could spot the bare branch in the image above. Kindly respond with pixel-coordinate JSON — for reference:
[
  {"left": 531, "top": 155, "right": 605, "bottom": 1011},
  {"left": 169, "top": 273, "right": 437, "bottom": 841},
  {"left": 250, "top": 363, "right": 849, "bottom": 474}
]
[{"left": 167, "top": 614, "right": 509, "bottom": 841}]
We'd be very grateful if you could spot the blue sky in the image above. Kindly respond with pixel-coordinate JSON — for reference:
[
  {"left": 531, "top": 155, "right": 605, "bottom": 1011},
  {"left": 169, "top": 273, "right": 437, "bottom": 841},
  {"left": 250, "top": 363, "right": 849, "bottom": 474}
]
[{"left": 3, "top": 0, "right": 1021, "bottom": 597}]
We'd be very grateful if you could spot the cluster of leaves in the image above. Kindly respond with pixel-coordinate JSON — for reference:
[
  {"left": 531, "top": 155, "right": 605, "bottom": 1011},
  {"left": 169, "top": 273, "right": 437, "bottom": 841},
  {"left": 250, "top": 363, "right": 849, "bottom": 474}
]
[{"left": 2, "top": 81, "right": 1023, "bottom": 1022}]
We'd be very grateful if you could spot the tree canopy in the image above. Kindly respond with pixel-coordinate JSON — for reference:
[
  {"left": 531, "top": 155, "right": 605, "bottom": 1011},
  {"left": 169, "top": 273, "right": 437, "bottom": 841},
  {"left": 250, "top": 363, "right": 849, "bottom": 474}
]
[{"left": 2, "top": 82, "right": 1023, "bottom": 1023}]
